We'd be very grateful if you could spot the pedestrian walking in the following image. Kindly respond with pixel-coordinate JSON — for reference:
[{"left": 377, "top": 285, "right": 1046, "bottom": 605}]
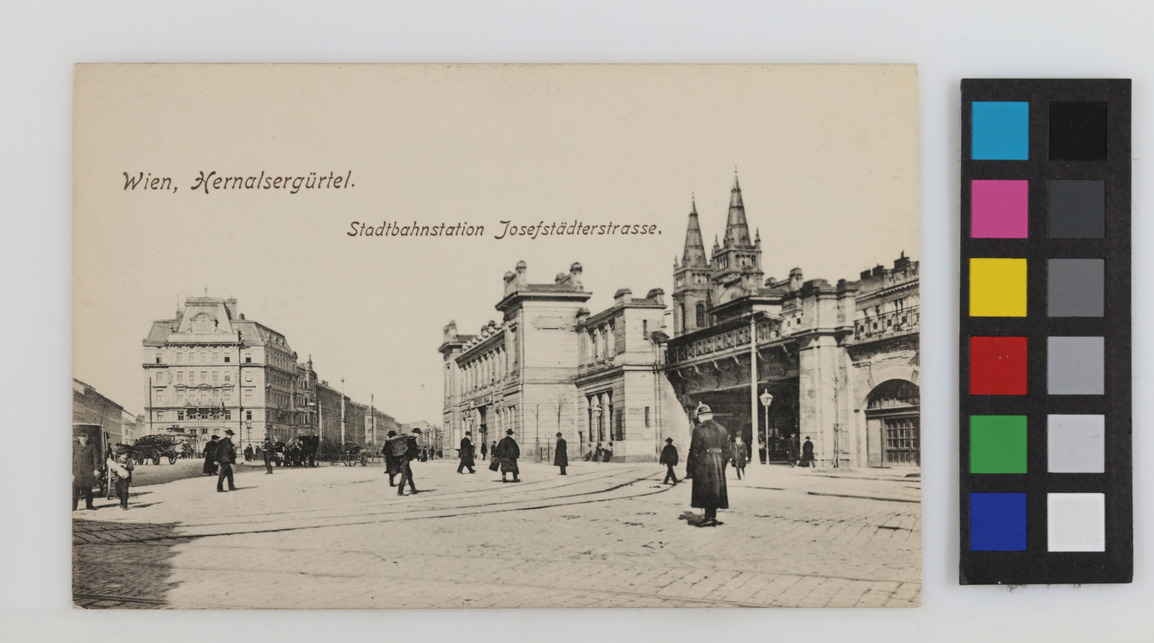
[
  {"left": 216, "top": 429, "right": 238, "bottom": 492},
  {"left": 72, "top": 433, "right": 102, "bottom": 511},
  {"left": 603, "top": 442, "right": 614, "bottom": 462},
  {"left": 660, "top": 437, "right": 679, "bottom": 485},
  {"left": 243, "top": 444, "right": 254, "bottom": 462},
  {"left": 480, "top": 440, "right": 487, "bottom": 461},
  {"left": 106, "top": 449, "right": 134, "bottom": 510},
  {"left": 203, "top": 435, "right": 220, "bottom": 475},
  {"left": 382, "top": 430, "right": 401, "bottom": 486},
  {"left": 458, "top": 431, "right": 476, "bottom": 474},
  {"left": 685, "top": 404, "right": 731, "bottom": 527},
  {"left": 262, "top": 437, "right": 274, "bottom": 474},
  {"left": 495, "top": 429, "right": 521, "bottom": 483},
  {"left": 396, "top": 428, "right": 421, "bottom": 495},
  {"left": 799, "top": 436, "right": 816, "bottom": 468},
  {"left": 733, "top": 436, "right": 748, "bottom": 480},
  {"left": 553, "top": 432, "right": 568, "bottom": 475}
]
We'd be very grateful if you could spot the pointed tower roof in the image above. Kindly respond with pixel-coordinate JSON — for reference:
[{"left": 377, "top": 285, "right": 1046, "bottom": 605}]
[
  {"left": 725, "top": 171, "right": 752, "bottom": 247},
  {"left": 680, "top": 197, "right": 708, "bottom": 268}
]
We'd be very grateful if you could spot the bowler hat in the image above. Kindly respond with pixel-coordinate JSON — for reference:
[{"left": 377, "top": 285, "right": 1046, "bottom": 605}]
[
  {"left": 556, "top": 432, "right": 562, "bottom": 437},
  {"left": 465, "top": 430, "right": 472, "bottom": 435},
  {"left": 412, "top": 428, "right": 422, "bottom": 434},
  {"left": 387, "top": 431, "right": 396, "bottom": 437},
  {"left": 211, "top": 434, "right": 220, "bottom": 440},
  {"left": 665, "top": 437, "right": 673, "bottom": 443},
  {"left": 506, "top": 429, "right": 514, "bottom": 435},
  {"left": 224, "top": 429, "right": 235, "bottom": 435}
]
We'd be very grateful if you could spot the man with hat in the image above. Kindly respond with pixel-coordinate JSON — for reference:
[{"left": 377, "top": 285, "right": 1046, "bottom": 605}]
[
  {"left": 382, "top": 430, "right": 401, "bottom": 486},
  {"left": 397, "top": 427, "right": 421, "bottom": 496},
  {"left": 660, "top": 437, "right": 680, "bottom": 485},
  {"left": 685, "top": 403, "right": 731, "bottom": 526},
  {"left": 553, "top": 432, "right": 568, "bottom": 475},
  {"left": 72, "top": 432, "right": 102, "bottom": 511},
  {"left": 457, "top": 430, "right": 476, "bottom": 474},
  {"left": 494, "top": 428, "right": 521, "bottom": 483},
  {"left": 216, "top": 429, "right": 238, "bottom": 492}
]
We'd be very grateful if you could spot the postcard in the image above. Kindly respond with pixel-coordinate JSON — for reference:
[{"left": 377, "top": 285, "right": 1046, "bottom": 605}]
[{"left": 73, "top": 64, "right": 920, "bottom": 608}]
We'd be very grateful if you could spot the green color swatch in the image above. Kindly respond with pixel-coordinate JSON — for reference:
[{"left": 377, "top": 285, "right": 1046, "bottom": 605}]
[{"left": 970, "top": 415, "right": 1027, "bottom": 474}]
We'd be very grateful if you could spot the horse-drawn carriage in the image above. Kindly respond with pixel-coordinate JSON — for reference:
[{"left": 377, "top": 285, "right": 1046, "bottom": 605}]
[
  {"left": 335, "top": 442, "right": 368, "bottom": 466},
  {"left": 120, "top": 434, "right": 182, "bottom": 465}
]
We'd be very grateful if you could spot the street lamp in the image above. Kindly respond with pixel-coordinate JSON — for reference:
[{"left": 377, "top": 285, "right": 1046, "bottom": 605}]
[
  {"left": 245, "top": 420, "right": 252, "bottom": 451},
  {"left": 759, "top": 389, "right": 773, "bottom": 466}
]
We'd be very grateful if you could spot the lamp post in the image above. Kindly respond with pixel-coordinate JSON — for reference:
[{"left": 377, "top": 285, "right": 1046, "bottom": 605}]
[
  {"left": 245, "top": 420, "right": 252, "bottom": 451},
  {"left": 759, "top": 390, "right": 773, "bottom": 466}
]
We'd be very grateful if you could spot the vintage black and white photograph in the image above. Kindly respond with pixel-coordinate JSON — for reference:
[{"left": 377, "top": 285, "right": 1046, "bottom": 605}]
[{"left": 72, "top": 64, "right": 920, "bottom": 608}]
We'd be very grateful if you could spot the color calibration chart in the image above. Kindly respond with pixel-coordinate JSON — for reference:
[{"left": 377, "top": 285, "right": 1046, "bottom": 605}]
[{"left": 959, "top": 79, "right": 1131, "bottom": 584}]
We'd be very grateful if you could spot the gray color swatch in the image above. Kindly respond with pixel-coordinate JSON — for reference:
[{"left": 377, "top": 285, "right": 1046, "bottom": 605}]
[
  {"left": 1047, "top": 414, "right": 1105, "bottom": 473},
  {"left": 1047, "top": 336, "right": 1104, "bottom": 394},
  {"left": 1048, "top": 180, "right": 1105, "bottom": 238},
  {"left": 1048, "top": 258, "right": 1104, "bottom": 317}
]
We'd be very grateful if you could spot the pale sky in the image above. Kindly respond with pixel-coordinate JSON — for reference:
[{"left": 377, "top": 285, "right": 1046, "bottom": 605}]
[{"left": 73, "top": 64, "right": 918, "bottom": 422}]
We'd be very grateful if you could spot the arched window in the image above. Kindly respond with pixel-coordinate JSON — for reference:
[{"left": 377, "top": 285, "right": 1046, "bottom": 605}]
[
  {"left": 695, "top": 302, "right": 706, "bottom": 328},
  {"left": 678, "top": 303, "right": 685, "bottom": 331}
]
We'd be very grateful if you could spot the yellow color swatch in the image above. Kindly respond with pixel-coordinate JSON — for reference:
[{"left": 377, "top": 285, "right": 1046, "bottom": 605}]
[{"left": 970, "top": 258, "right": 1027, "bottom": 317}]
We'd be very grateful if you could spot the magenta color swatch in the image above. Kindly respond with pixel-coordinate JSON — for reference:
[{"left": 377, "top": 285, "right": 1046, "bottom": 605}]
[{"left": 972, "top": 180, "right": 1029, "bottom": 238}]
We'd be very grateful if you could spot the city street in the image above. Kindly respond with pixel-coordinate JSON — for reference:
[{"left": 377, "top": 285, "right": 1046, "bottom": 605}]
[{"left": 73, "top": 459, "right": 920, "bottom": 609}]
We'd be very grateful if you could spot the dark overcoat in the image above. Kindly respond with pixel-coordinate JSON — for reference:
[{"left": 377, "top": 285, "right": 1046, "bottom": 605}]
[
  {"left": 459, "top": 437, "right": 476, "bottom": 467},
  {"left": 733, "top": 441, "right": 748, "bottom": 467},
  {"left": 217, "top": 437, "right": 237, "bottom": 465},
  {"left": 687, "top": 420, "right": 731, "bottom": 510},
  {"left": 203, "top": 441, "right": 219, "bottom": 474},
  {"left": 73, "top": 440, "right": 101, "bottom": 486},
  {"left": 496, "top": 436, "right": 520, "bottom": 474},
  {"left": 553, "top": 438, "right": 568, "bottom": 467},
  {"left": 659, "top": 444, "right": 679, "bottom": 467}
]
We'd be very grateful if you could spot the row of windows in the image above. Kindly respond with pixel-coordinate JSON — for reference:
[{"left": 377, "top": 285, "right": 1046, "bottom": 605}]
[{"left": 154, "top": 349, "right": 253, "bottom": 365}]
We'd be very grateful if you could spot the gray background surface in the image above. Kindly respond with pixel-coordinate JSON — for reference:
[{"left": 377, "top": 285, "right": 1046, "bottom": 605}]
[{"left": 2, "top": 0, "right": 1152, "bottom": 641}]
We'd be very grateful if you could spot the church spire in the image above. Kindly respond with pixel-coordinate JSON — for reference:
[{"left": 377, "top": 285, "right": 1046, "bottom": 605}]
[
  {"left": 680, "top": 197, "right": 708, "bottom": 268},
  {"left": 724, "top": 170, "right": 752, "bottom": 247}
]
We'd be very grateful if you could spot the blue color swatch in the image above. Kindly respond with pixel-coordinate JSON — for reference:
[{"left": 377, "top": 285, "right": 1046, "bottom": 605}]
[
  {"left": 972, "top": 102, "right": 1029, "bottom": 160},
  {"left": 970, "top": 492, "right": 1027, "bottom": 551}
]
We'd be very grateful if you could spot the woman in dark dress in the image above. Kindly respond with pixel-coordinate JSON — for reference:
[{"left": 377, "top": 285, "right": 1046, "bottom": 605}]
[{"left": 202, "top": 435, "right": 220, "bottom": 475}]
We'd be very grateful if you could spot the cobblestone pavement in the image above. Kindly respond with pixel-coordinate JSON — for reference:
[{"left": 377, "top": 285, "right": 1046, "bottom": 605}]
[{"left": 73, "top": 460, "right": 920, "bottom": 609}]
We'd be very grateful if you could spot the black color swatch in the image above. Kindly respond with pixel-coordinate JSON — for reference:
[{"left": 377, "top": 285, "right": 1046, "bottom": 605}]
[{"left": 1049, "top": 101, "right": 1108, "bottom": 161}]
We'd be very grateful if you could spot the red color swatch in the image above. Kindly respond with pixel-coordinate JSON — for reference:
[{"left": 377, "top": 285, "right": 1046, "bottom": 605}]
[{"left": 970, "top": 336, "right": 1028, "bottom": 395}]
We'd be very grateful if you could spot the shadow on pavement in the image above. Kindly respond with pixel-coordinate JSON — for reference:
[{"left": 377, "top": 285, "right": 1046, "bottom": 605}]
[{"left": 73, "top": 519, "right": 188, "bottom": 609}]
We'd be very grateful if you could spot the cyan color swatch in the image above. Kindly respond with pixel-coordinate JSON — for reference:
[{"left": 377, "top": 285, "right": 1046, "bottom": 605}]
[
  {"left": 972, "top": 102, "right": 1029, "bottom": 160},
  {"left": 970, "top": 492, "right": 1027, "bottom": 551}
]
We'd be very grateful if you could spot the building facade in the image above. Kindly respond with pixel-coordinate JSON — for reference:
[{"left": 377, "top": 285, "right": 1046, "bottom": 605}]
[
  {"left": 666, "top": 176, "right": 920, "bottom": 468},
  {"left": 442, "top": 262, "right": 688, "bottom": 462},
  {"left": 72, "top": 378, "right": 127, "bottom": 446}
]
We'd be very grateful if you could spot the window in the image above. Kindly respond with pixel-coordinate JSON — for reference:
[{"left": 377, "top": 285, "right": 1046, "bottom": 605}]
[
  {"left": 176, "top": 371, "right": 184, "bottom": 383},
  {"left": 156, "top": 390, "right": 165, "bottom": 404},
  {"left": 642, "top": 319, "right": 648, "bottom": 341},
  {"left": 157, "top": 411, "right": 164, "bottom": 421},
  {"left": 224, "top": 374, "right": 231, "bottom": 382},
  {"left": 223, "top": 390, "right": 231, "bottom": 402},
  {"left": 155, "top": 353, "right": 162, "bottom": 364},
  {"left": 245, "top": 352, "right": 252, "bottom": 364},
  {"left": 695, "top": 302, "right": 706, "bottom": 328},
  {"left": 189, "top": 371, "right": 196, "bottom": 384},
  {"left": 177, "top": 411, "right": 184, "bottom": 421},
  {"left": 212, "top": 371, "right": 219, "bottom": 384},
  {"left": 224, "top": 355, "right": 231, "bottom": 363},
  {"left": 177, "top": 352, "right": 184, "bottom": 364},
  {"left": 244, "top": 371, "right": 252, "bottom": 383},
  {"left": 224, "top": 411, "right": 231, "bottom": 420},
  {"left": 644, "top": 406, "right": 651, "bottom": 428},
  {"left": 212, "top": 352, "right": 218, "bottom": 363},
  {"left": 246, "top": 410, "right": 252, "bottom": 421}
]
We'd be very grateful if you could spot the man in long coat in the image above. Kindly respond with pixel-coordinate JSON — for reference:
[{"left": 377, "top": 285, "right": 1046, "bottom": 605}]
[
  {"left": 457, "top": 431, "right": 476, "bottom": 474},
  {"left": 553, "top": 432, "right": 568, "bottom": 475},
  {"left": 495, "top": 429, "right": 520, "bottom": 483},
  {"left": 72, "top": 433, "right": 102, "bottom": 511},
  {"left": 396, "top": 428, "right": 421, "bottom": 495},
  {"left": 800, "top": 436, "right": 816, "bottom": 468},
  {"left": 686, "top": 404, "right": 731, "bottom": 527},
  {"left": 382, "top": 430, "right": 400, "bottom": 486},
  {"left": 203, "top": 435, "right": 220, "bottom": 475},
  {"left": 216, "top": 429, "right": 238, "bottom": 492},
  {"left": 660, "top": 437, "right": 679, "bottom": 485},
  {"left": 262, "top": 436, "right": 274, "bottom": 474}
]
